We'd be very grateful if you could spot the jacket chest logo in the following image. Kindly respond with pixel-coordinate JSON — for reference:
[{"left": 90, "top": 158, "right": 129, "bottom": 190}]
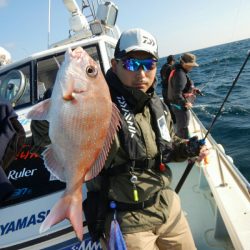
[{"left": 116, "top": 96, "right": 136, "bottom": 138}]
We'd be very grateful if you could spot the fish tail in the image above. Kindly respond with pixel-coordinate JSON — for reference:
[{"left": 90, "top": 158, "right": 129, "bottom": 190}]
[{"left": 39, "top": 191, "right": 84, "bottom": 241}]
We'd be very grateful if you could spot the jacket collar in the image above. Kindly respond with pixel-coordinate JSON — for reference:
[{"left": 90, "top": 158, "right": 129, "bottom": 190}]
[
  {"left": 176, "top": 63, "right": 188, "bottom": 73},
  {"left": 105, "top": 69, "right": 155, "bottom": 113}
]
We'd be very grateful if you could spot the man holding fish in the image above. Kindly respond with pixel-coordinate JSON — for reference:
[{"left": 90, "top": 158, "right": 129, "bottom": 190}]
[
  {"left": 28, "top": 28, "right": 207, "bottom": 249},
  {"left": 85, "top": 28, "right": 208, "bottom": 250}
]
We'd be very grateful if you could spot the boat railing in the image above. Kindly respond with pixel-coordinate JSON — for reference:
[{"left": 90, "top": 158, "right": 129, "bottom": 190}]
[{"left": 190, "top": 109, "right": 250, "bottom": 200}]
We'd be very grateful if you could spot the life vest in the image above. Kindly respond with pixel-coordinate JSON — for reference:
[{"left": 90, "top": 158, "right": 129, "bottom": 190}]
[
  {"left": 168, "top": 67, "right": 196, "bottom": 104},
  {"left": 161, "top": 64, "right": 173, "bottom": 89},
  {"left": 115, "top": 94, "right": 172, "bottom": 159},
  {"left": 106, "top": 70, "right": 173, "bottom": 170},
  {"left": 168, "top": 69, "right": 176, "bottom": 84}
]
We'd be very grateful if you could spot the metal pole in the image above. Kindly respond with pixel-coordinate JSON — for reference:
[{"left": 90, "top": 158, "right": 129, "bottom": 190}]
[{"left": 48, "top": 0, "right": 51, "bottom": 48}]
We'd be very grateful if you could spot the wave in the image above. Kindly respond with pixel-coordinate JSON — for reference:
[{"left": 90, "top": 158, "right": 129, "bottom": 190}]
[
  {"left": 222, "top": 105, "right": 250, "bottom": 115},
  {"left": 199, "top": 54, "right": 242, "bottom": 68},
  {"left": 194, "top": 103, "right": 250, "bottom": 118}
]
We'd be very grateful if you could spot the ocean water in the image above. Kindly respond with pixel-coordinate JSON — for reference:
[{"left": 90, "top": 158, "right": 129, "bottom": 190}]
[{"left": 156, "top": 38, "right": 250, "bottom": 182}]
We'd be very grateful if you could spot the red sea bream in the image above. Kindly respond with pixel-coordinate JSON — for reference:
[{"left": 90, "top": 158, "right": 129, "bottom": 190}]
[{"left": 27, "top": 47, "right": 120, "bottom": 241}]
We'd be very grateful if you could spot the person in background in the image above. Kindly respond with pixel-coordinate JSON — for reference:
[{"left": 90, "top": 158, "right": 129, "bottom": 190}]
[
  {"left": 31, "top": 71, "right": 56, "bottom": 150},
  {"left": 160, "top": 54, "right": 176, "bottom": 122},
  {"left": 85, "top": 28, "right": 208, "bottom": 250},
  {"left": 160, "top": 54, "right": 175, "bottom": 102},
  {"left": 167, "top": 53, "right": 201, "bottom": 139},
  {"left": 0, "top": 98, "right": 25, "bottom": 203},
  {"left": 30, "top": 87, "right": 53, "bottom": 151}
]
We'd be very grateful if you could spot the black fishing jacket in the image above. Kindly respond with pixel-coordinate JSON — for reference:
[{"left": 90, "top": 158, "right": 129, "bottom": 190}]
[
  {"left": 167, "top": 63, "right": 194, "bottom": 108},
  {"left": 86, "top": 69, "right": 193, "bottom": 234}
]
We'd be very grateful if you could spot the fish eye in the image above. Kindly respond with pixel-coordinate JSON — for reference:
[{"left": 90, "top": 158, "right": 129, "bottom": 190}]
[{"left": 86, "top": 65, "right": 98, "bottom": 78}]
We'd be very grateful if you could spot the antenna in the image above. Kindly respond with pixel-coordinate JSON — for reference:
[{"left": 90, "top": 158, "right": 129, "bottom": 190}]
[
  {"left": 48, "top": 0, "right": 51, "bottom": 48},
  {"left": 63, "top": 0, "right": 89, "bottom": 33}
]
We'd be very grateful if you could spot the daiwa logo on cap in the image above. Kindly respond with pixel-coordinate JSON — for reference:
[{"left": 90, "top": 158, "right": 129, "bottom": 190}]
[
  {"left": 114, "top": 28, "right": 158, "bottom": 59},
  {"left": 142, "top": 35, "right": 156, "bottom": 46}
]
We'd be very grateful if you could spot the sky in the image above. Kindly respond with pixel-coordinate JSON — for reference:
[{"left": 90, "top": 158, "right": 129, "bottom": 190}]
[{"left": 0, "top": 0, "right": 250, "bottom": 62}]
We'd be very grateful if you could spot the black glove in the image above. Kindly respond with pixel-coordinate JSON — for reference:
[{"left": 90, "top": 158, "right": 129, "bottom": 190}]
[
  {"left": 161, "top": 144, "right": 174, "bottom": 163},
  {"left": 83, "top": 191, "right": 107, "bottom": 242},
  {"left": 186, "top": 136, "right": 205, "bottom": 157}
]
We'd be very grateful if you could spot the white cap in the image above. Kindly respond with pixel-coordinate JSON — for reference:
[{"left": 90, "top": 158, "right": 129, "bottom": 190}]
[{"left": 114, "top": 28, "right": 158, "bottom": 59}]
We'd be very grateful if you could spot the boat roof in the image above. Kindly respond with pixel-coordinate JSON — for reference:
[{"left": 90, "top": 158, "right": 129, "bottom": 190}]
[{"left": 0, "top": 34, "right": 117, "bottom": 74}]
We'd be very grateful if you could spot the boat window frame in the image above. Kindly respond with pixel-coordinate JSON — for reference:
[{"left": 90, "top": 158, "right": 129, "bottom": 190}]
[{"left": 105, "top": 42, "right": 116, "bottom": 67}]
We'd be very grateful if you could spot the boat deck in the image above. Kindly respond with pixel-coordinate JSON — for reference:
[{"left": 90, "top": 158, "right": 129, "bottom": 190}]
[{"left": 169, "top": 160, "right": 234, "bottom": 250}]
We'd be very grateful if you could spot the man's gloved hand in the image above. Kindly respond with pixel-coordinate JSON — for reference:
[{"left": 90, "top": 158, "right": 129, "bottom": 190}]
[
  {"left": 82, "top": 191, "right": 106, "bottom": 242},
  {"left": 161, "top": 145, "right": 174, "bottom": 163},
  {"left": 89, "top": 219, "right": 105, "bottom": 242},
  {"left": 187, "top": 136, "right": 206, "bottom": 157}
]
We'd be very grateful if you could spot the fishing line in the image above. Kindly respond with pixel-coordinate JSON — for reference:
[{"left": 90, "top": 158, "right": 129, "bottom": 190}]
[
  {"left": 198, "top": 71, "right": 216, "bottom": 91},
  {"left": 215, "top": 0, "right": 243, "bottom": 87},
  {"left": 195, "top": 0, "right": 244, "bottom": 96},
  {"left": 204, "top": 50, "right": 250, "bottom": 139}
]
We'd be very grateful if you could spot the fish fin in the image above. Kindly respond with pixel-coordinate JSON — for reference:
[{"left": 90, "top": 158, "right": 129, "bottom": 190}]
[
  {"left": 85, "top": 103, "right": 121, "bottom": 181},
  {"left": 42, "top": 145, "right": 66, "bottom": 182},
  {"left": 26, "top": 98, "right": 51, "bottom": 121},
  {"left": 39, "top": 190, "right": 84, "bottom": 241}
]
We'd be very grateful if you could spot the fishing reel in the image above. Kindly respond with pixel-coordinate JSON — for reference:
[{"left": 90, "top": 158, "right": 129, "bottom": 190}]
[
  {"left": 194, "top": 88, "right": 204, "bottom": 96},
  {"left": 187, "top": 136, "right": 205, "bottom": 157}
]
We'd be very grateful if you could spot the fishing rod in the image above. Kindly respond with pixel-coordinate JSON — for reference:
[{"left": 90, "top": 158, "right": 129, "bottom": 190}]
[{"left": 175, "top": 50, "right": 250, "bottom": 194}]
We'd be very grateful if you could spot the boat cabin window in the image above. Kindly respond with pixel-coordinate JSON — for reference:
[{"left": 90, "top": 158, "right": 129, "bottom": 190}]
[
  {"left": 105, "top": 42, "right": 115, "bottom": 66},
  {"left": 0, "top": 65, "right": 31, "bottom": 107},
  {"left": 86, "top": 45, "right": 100, "bottom": 63},
  {"left": 0, "top": 45, "right": 102, "bottom": 109},
  {"left": 37, "top": 55, "right": 63, "bottom": 101},
  {"left": 36, "top": 45, "right": 102, "bottom": 101}
]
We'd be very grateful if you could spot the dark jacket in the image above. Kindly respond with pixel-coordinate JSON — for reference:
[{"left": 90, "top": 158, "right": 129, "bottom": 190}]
[
  {"left": 167, "top": 63, "right": 193, "bottom": 108},
  {"left": 160, "top": 63, "right": 173, "bottom": 90},
  {"left": 0, "top": 98, "right": 25, "bottom": 202},
  {"left": 87, "top": 69, "right": 195, "bottom": 234},
  {"left": 30, "top": 87, "right": 53, "bottom": 149}
]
